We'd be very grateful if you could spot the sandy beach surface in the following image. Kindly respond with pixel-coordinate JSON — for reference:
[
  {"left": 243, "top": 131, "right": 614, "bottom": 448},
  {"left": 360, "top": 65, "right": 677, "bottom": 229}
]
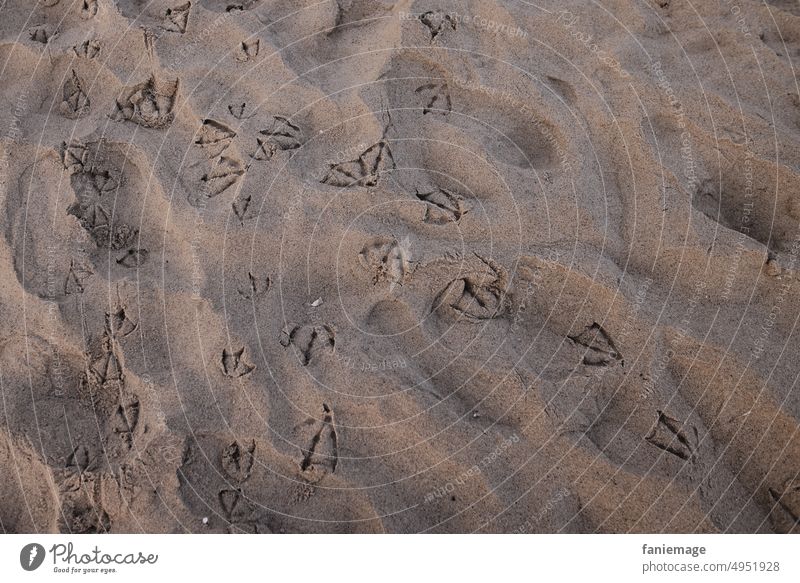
[{"left": 1, "top": 0, "right": 799, "bottom": 533}]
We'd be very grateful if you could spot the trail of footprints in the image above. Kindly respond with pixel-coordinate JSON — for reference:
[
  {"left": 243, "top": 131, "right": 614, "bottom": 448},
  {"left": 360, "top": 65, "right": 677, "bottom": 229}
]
[
  {"left": 56, "top": 301, "right": 141, "bottom": 533},
  {"left": 111, "top": 75, "right": 179, "bottom": 129},
  {"left": 218, "top": 440, "right": 263, "bottom": 532},
  {"left": 61, "top": 140, "right": 148, "bottom": 267},
  {"left": 190, "top": 115, "right": 304, "bottom": 208}
]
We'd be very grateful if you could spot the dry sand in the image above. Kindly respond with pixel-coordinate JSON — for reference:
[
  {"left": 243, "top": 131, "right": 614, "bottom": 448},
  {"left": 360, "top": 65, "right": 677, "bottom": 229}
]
[{"left": 0, "top": 0, "right": 799, "bottom": 533}]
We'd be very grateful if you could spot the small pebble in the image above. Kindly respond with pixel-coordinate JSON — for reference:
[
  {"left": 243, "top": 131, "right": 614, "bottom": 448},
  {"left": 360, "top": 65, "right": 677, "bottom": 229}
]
[{"left": 202, "top": 517, "right": 209, "bottom": 525}]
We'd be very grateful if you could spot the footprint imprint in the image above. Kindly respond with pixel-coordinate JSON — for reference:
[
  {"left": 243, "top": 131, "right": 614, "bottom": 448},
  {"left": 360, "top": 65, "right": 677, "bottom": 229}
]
[
  {"left": 201, "top": 156, "right": 245, "bottom": 197},
  {"left": 29, "top": 27, "right": 51, "bottom": 44},
  {"left": 221, "top": 347, "right": 255, "bottom": 377},
  {"left": 92, "top": 223, "right": 138, "bottom": 251},
  {"left": 568, "top": 323, "right": 622, "bottom": 366},
  {"left": 259, "top": 116, "right": 304, "bottom": 151},
  {"left": 116, "top": 248, "right": 149, "bottom": 268},
  {"left": 280, "top": 324, "right": 335, "bottom": 366},
  {"left": 163, "top": 2, "right": 191, "bottom": 33},
  {"left": 221, "top": 440, "right": 255, "bottom": 484},
  {"left": 74, "top": 39, "right": 101, "bottom": 59},
  {"left": 87, "top": 334, "right": 124, "bottom": 386},
  {"left": 433, "top": 255, "right": 508, "bottom": 321},
  {"left": 235, "top": 39, "right": 260, "bottom": 62},
  {"left": 769, "top": 478, "right": 800, "bottom": 533},
  {"left": 321, "top": 139, "right": 395, "bottom": 188},
  {"left": 228, "top": 102, "right": 254, "bottom": 119},
  {"left": 112, "top": 75, "right": 179, "bottom": 129},
  {"left": 62, "top": 141, "right": 90, "bottom": 173},
  {"left": 644, "top": 410, "right": 697, "bottom": 462},
  {"left": 237, "top": 271, "right": 270, "bottom": 299},
  {"left": 195, "top": 119, "right": 236, "bottom": 158},
  {"left": 58, "top": 474, "right": 110, "bottom": 534},
  {"left": 415, "top": 82, "right": 452, "bottom": 114},
  {"left": 64, "top": 259, "right": 93, "bottom": 295},
  {"left": 60, "top": 70, "right": 90, "bottom": 119},
  {"left": 80, "top": 0, "right": 98, "bottom": 19},
  {"left": 359, "top": 237, "right": 411, "bottom": 288},
  {"left": 66, "top": 445, "right": 93, "bottom": 473},
  {"left": 249, "top": 138, "right": 277, "bottom": 162},
  {"left": 111, "top": 394, "right": 140, "bottom": 447},
  {"left": 298, "top": 403, "right": 339, "bottom": 480},
  {"left": 217, "top": 489, "right": 262, "bottom": 532},
  {"left": 419, "top": 10, "right": 457, "bottom": 41},
  {"left": 415, "top": 187, "right": 467, "bottom": 224},
  {"left": 105, "top": 305, "right": 138, "bottom": 338}
]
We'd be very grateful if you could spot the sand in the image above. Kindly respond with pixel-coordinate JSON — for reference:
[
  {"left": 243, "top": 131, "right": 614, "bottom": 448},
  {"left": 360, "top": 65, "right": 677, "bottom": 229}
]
[{"left": 0, "top": 0, "right": 799, "bottom": 534}]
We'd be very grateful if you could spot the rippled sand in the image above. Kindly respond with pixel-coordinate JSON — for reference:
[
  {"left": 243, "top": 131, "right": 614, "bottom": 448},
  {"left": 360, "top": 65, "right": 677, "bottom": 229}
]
[{"left": 0, "top": 0, "right": 799, "bottom": 533}]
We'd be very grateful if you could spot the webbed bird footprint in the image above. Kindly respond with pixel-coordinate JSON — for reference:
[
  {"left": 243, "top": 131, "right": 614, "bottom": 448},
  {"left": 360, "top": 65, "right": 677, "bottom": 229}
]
[
  {"left": 221, "top": 347, "right": 255, "bottom": 377},
  {"left": 163, "top": 2, "right": 191, "bottom": 33},
  {"left": 195, "top": 119, "right": 236, "bottom": 158},
  {"left": 60, "top": 70, "right": 90, "bottom": 119},
  {"left": 644, "top": 410, "right": 697, "bottom": 462},
  {"left": 297, "top": 404, "right": 338, "bottom": 481},
  {"left": 321, "top": 139, "right": 394, "bottom": 187},
  {"left": 201, "top": 156, "right": 245, "bottom": 197},
  {"left": 419, "top": 10, "right": 457, "bottom": 41},
  {"left": 433, "top": 255, "right": 509, "bottom": 321},
  {"left": 415, "top": 82, "right": 452, "bottom": 114},
  {"left": 568, "top": 323, "right": 622, "bottom": 366},
  {"left": 221, "top": 440, "right": 255, "bottom": 484},
  {"left": 359, "top": 237, "right": 411, "bottom": 288},
  {"left": 259, "top": 116, "right": 304, "bottom": 151},
  {"left": 415, "top": 187, "right": 467, "bottom": 223},
  {"left": 112, "top": 75, "right": 178, "bottom": 129},
  {"left": 236, "top": 39, "right": 260, "bottom": 62}
]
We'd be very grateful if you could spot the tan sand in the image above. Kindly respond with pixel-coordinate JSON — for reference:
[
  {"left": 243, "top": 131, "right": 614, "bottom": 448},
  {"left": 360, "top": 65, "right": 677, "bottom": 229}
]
[{"left": 0, "top": 0, "right": 799, "bottom": 533}]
